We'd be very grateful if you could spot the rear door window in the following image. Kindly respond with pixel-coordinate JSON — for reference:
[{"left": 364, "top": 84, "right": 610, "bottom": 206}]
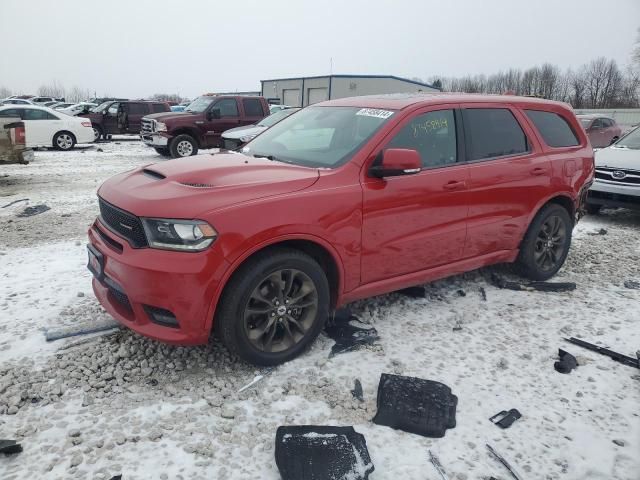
[
  {"left": 386, "top": 109, "right": 457, "bottom": 168},
  {"left": 525, "top": 110, "right": 579, "bottom": 147},
  {"left": 242, "top": 98, "right": 264, "bottom": 116},
  {"left": 127, "top": 103, "right": 148, "bottom": 115},
  {"left": 463, "top": 108, "right": 529, "bottom": 160},
  {"left": 0, "top": 108, "right": 21, "bottom": 117},
  {"left": 152, "top": 103, "right": 166, "bottom": 113}
]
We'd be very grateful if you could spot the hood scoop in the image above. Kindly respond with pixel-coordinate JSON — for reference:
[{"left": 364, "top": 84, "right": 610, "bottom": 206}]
[{"left": 142, "top": 168, "right": 166, "bottom": 180}]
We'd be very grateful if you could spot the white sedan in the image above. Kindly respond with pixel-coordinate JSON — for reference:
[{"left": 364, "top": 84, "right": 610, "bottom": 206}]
[{"left": 0, "top": 105, "right": 94, "bottom": 150}]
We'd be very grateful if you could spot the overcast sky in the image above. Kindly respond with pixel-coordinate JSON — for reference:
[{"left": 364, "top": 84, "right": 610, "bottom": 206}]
[{"left": 1, "top": 0, "right": 638, "bottom": 99}]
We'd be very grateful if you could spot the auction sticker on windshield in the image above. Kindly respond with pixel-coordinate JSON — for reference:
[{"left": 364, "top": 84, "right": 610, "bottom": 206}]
[{"left": 356, "top": 108, "right": 395, "bottom": 119}]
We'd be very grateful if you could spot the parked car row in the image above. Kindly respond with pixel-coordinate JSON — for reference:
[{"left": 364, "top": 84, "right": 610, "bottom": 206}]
[{"left": 0, "top": 105, "right": 94, "bottom": 150}]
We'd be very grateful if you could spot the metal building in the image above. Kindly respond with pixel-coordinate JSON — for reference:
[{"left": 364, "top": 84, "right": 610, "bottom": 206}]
[{"left": 260, "top": 74, "right": 440, "bottom": 107}]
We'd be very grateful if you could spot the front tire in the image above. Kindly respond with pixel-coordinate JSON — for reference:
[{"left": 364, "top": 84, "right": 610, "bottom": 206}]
[
  {"left": 516, "top": 204, "right": 572, "bottom": 281},
  {"left": 169, "top": 134, "right": 198, "bottom": 158},
  {"left": 53, "top": 131, "right": 76, "bottom": 151},
  {"left": 215, "top": 248, "right": 330, "bottom": 366},
  {"left": 154, "top": 147, "right": 171, "bottom": 157}
]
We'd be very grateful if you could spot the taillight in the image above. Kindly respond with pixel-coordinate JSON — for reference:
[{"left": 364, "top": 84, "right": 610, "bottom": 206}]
[
  {"left": 14, "top": 126, "right": 25, "bottom": 145},
  {"left": 81, "top": 121, "right": 92, "bottom": 127}
]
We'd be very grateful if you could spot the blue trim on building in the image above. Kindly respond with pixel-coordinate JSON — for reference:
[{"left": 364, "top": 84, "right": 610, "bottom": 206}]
[{"left": 259, "top": 74, "right": 440, "bottom": 91}]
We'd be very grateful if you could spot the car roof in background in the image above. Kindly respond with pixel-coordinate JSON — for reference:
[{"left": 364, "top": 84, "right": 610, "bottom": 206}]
[
  {"left": 319, "top": 93, "right": 573, "bottom": 110},
  {"left": 577, "top": 114, "right": 614, "bottom": 120}
]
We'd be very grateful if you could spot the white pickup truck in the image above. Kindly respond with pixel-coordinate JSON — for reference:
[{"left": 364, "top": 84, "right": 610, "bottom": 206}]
[{"left": 0, "top": 116, "right": 34, "bottom": 165}]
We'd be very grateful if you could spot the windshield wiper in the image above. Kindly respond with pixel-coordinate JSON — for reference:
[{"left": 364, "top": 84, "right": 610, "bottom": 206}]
[{"left": 252, "top": 153, "right": 286, "bottom": 162}]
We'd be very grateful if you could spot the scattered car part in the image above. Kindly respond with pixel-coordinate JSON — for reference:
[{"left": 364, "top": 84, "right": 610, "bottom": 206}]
[
  {"left": 351, "top": 379, "right": 364, "bottom": 402},
  {"left": 275, "top": 426, "right": 374, "bottom": 480},
  {"left": 587, "top": 228, "right": 607, "bottom": 236},
  {"left": 554, "top": 349, "right": 578, "bottom": 374},
  {"left": 325, "top": 309, "right": 379, "bottom": 357},
  {"left": 237, "top": 368, "right": 274, "bottom": 393},
  {"left": 490, "top": 273, "right": 576, "bottom": 292},
  {"left": 486, "top": 443, "right": 523, "bottom": 480},
  {"left": 398, "top": 286, "right": 427, "bottom": 298},
  {"left": 1, "top": 198, "right": 29, "bottom": 208},
  {"left": 428, "top": 450, "right": 450, "bottom": 480},
  {"left": 624, "top": 280, "right": 640, "bottom": 290},
  {"left": 490, "top": 409, "right": 522, "bottom": 428},
  {"left": 17, "top": 204, "right": 50, "bottom": 217},
  {"left": 372, "top": 374, "right": 457, "bottom": 438},
  {"left": 44, "top": 320, "right": 120, "bottom": 342},
  {"left": 0, "top": 439, "right": 23, "bottom": 455},
  {"left": 479, "top": 287, "right": 487, "bottom": 301},
  {"left": 564, "top": 337, "right": 640, "bottom": 369}
]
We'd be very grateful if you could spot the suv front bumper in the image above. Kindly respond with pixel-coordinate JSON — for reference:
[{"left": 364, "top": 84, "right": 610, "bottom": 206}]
[
  {"left": 87, "top": 219, "right": 230, "bottom": 345},
  {"left": 140, "top": 133, "right": 170, "bottom": 147},
  {"left": 587, "top": 179, "right": 640, "bottom": 210}
]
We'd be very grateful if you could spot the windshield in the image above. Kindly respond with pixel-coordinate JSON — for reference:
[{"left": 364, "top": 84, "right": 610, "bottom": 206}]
[
  {"left": 92, "top": 101, "right": 111, "bottom": 112},
  {"left": 244, "top": 106, "right": 395, "bottom": 168},
  {"left": 185, "top": 96, "right": 215, "bottom": 113},
  {"left": 257, "top": 108, "right": 299, "bottom": 127},
  {"left": 615, "top": 126, "right": 640, "bottom": 149},
  {"left": 578, "top": 117, "right": 592, "bottom": 128}
]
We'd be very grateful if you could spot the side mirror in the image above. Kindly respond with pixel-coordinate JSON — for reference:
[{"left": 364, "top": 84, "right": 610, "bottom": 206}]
[
  {"left": 208, "top": 108, "right": 221, "bottom": 120},
  {"left": 369, "top": 149, "right": 422, "bottom": 178},
  {"left": 102, "top": 109, "right": 108, "bottom": 115}
]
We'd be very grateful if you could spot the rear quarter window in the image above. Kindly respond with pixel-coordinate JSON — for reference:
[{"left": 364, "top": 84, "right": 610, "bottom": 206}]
[
  {"left": 525, "top": 110, "right": 579, "bottom": 147},
  {"left": 152, "top": 103, "right": 167, "bottom": 113},
  {"left": 128, "top": 103, "right": 148, "bottom": 115}
]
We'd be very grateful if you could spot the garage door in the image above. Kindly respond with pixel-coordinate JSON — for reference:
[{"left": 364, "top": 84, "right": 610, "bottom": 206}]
[
  {"left": 307, "top": 88, "right": 328, "bottom": 105},
  {"left": 282, "top": 89, "right": 300, "bottom": 107}
]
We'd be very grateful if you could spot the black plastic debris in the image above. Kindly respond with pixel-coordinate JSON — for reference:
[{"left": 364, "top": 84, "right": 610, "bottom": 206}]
[
  {"left": 1, "top": 198, "right": 29, "bottom": 209},
  {"left": 351, "top": 379, "right": 364, "bottom": 402},
  {"left": 372, "top": 374, "right": 457, "bottom": 438},
  {"left": 490, "top": 273, "right": 576, "bottom": 293},
  {"left": 587, "top": 228, "right": 608, "bottom": 236},
  {"left": 275, "top": 426, "right": 374, "bottom": 480},
  {"left": 0, "top": 439, "right": 23, "bottom": 455},
  {"left": 490, "top": 409, "right": 522, "bottom": 429},
  {"left": 325, "top": 309, "right": 379, "bottom": 357},
  {"left": 110, "top": 476, "right": 122, "bottom": 480},
  {"left": 624, "top": 280, "right": 640, "bottom": 290},
  {"left": 479, "top": 287, "right": 487, "bottom": 301},
  {"left": 554, "top": 349, "right": 577, "bottom": 374},
  {"left": 565, "top": 337, "right": 640, "bottom": 369},
  {"left": 398, "top": 286, "right": 427, "bottom": 298},
  {"left": 456, "top": 289, "right": 466, "bottom": 297},
  {"left": 17, "top": 204, "right": 50, "bottom": 217}
]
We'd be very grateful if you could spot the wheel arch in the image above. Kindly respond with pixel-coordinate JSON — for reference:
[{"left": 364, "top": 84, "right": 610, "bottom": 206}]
[
  {"left": 519, "top": 193, "right": 575, "bottom": 248},
  {"left": 205, "top": 235, "right": 345, "bottom": 335},
  {"left": 53, "top": 130, "right": 77, "bottom": 146},
  {"left": 169, "top": 128, "right": 201, "bottom": 147}
]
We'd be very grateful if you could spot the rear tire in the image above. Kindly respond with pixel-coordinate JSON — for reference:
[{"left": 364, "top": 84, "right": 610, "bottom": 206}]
[
  {"left": 92, "top": 124, "right": 103, "bottom": 142},
  {"left": 586, "top": 203, "right": 601, "bottom": 215},
  {"left": 53, "top": 131, "right": 76, "bottom": 151},
  {"left": 169, "top": 134, "right": 198, "bottom": 158},
  {"left": 215, "top": 248, "right": 329, "bottom": 366},
  {"left": 154, "top": 147, "right": 171, "bottom": 157},
  {"left": 515, "top": 203, "right": 572, "bottom": 281}
]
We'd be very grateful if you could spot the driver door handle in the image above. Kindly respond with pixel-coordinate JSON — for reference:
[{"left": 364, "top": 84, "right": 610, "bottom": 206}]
[
  {"left": 530, "top": 167, "right": 547, "bottom": 176},
  {"left": 443, "top": 180, "right": 465, "bottom": 190}
]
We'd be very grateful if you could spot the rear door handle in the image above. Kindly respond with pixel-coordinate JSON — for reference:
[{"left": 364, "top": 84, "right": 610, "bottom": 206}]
[
  {"left": 530, "top": 167, "right": 547, "bottom": 176},
  {"left": 443, "top": 180, "right": 465, "bottom": 190}
]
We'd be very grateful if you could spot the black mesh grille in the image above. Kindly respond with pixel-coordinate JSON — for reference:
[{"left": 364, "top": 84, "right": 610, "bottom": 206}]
[
  {"left": 109, "top": 287, "right": 132, "bottom": 311},
  {"left": 98, "top": 197, "right": 148, "bottom": 248}
]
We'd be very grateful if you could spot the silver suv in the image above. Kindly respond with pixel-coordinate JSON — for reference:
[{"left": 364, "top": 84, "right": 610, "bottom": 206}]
[{"left": 587, "top": 126, "right": 640, "bottom": 213}]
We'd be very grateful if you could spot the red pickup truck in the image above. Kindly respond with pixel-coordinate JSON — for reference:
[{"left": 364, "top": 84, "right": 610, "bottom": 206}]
[{"left": 140, "top": 95, "right": 269, "bottom": 158}]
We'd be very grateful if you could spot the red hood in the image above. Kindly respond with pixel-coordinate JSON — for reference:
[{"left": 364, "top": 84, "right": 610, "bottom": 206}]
[{"left": 98, "top": 152, "right": 320, "bottom": 218}]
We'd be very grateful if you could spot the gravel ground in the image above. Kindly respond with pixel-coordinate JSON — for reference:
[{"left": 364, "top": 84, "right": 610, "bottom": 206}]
[{"left": 0, "top": 142, "right": 639, "bottom": 479}]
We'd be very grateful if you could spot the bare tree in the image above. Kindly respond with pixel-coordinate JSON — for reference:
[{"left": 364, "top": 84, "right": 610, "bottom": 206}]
[
  {"left": 66, "top": 86, "right": 92, "bottom": 102},
  {"left": 151, "top": 93, "right": 183, "bottom": 103},
  {"left": 0, "top": 86, "right": 12, "bottom": 98},
  {"left": 633, "top": 27, "right": 640, "bottom": 69},
  {"left": 37, "top": 80, "right": 66, "bottom": 99}
]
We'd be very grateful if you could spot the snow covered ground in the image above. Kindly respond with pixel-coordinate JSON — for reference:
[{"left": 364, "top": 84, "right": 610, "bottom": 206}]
[{"left": 1, "top": 141, "right": 639, "bottom": 480}]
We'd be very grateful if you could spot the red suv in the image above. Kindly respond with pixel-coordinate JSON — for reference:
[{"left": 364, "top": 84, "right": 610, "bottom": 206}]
[{"left": 88, "top": 94, "right": 593, "bottom": 365}]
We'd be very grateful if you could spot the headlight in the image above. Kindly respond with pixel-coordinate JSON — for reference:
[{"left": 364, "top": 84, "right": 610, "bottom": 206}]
[
  {"left": 141, "top": 218, "right": 217, "bottom": 251},
  {"left": 155, "top": 121, "right": 167, "bottom": 132},
  {"left": 239, "top": 133, "right": 258, "bottom": 143}
]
